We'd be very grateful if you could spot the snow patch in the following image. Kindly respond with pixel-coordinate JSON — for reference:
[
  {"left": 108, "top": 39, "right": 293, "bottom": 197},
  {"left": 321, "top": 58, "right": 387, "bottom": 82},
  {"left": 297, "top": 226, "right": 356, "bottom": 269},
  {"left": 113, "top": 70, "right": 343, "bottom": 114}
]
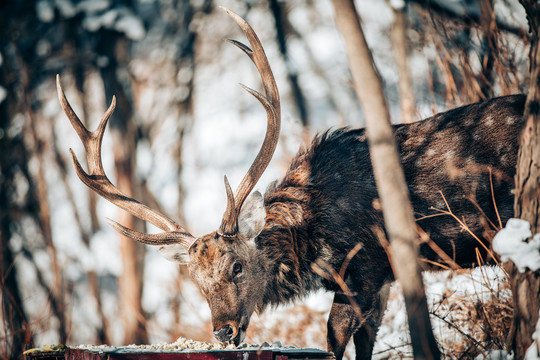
[
  {"left": 493, "top": 218, "right": 540, "bottom": 272},
  {"left": 76, "top": 0, "right": 111, "bottom": 14},
  {"left": 56, "top": 0, "right": 77, "bottom": 18},
  {"left": 36, "top": 0, "right": 54, "bottom": 22},
  {"left": 83, "top": 10, "right": 118, "bottom": 32},
  {"left": 475, "top": 350, "right": 510, "bottom": 360},
  {"left": 0, "top": 86, "right": 7, "bottom": 104},
  {"left": 389, "top": 0, "right": 406, "bottom": 10},
  {"left": 115, "top": 14, "right": 145, "bottom": 41}
]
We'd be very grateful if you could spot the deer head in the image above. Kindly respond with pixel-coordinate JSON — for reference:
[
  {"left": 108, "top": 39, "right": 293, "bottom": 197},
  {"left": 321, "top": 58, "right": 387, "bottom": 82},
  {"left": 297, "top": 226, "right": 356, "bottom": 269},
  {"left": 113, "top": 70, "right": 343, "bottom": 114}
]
[{"left": 57, "top": 8, "right": 280, "bottom": 345}]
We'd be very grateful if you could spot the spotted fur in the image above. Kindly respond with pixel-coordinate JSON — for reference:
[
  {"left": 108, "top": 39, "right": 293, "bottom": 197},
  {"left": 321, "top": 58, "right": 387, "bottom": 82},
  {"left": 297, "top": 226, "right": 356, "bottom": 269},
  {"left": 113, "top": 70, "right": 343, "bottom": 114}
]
[{"left": 186, "top": 94, "right": 526, "bottom": 360}]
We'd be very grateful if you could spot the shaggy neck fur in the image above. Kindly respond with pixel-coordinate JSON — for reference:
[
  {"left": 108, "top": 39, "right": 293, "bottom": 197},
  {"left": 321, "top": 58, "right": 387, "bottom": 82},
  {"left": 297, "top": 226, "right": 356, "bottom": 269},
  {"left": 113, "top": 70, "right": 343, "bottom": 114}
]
[{"left": 254, "top": 146, "right": 323, "bottom": 312}]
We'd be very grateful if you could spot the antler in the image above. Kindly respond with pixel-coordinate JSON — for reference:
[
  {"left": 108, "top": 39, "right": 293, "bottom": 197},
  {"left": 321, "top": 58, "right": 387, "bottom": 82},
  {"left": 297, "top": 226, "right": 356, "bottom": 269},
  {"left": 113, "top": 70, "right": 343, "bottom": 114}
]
[
  {"left": 219, "top": 8, "right": 281, "bottom": 236},
  {"left": 56, "top": 75, "right": 196, "bottom": 248}
]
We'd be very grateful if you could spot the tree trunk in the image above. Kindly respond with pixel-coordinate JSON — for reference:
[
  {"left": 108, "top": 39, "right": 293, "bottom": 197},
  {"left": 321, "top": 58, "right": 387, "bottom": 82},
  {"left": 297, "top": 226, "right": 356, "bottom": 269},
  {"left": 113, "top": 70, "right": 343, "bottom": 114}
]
[
  {"left": 509, "top": 2, "right": 540, "bottom": 358},
  {"left": 479, "top": 0, "right": 498, "bottom": 98},
  {"left": 390, "top": 3, "right": 416, "bottom": 123},
  {"left": 331, "top": 0, "right": 440, "bottom": 359},
  {"left": 0, "top": 51, "right": 33, "bottom": 359},
  {"left": 26, "top": 105, "right": 68, "bottom": 344},
  {"left": 0, "top": 232, "right": 33, "bottom": 358},
  {"left": 0, "top": 138, "right": 33, "bottom": 359},
  {"left": 269, "top": 0, "right": 309, "bottom": 127},
  {"left": 98, "top": 31, "right": 148, "bottom": 345}
]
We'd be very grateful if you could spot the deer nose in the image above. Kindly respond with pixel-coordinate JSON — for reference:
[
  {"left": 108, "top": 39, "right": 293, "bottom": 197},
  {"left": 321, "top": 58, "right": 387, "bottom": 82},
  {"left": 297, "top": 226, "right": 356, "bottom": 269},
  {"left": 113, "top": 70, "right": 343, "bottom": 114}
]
[{"left": 213, "top": 324, "right": 234, "bottom": 342}]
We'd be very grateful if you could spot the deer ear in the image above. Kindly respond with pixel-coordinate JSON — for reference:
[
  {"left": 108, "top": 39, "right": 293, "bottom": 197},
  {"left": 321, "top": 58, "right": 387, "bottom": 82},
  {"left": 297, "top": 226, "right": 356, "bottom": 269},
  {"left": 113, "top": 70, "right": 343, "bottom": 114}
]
[
  {"left": 156, "top": 244, "right": 190, "bottom": 264},
  {"left": 238, "top": 191, "right": 266, "bottom": 239}
]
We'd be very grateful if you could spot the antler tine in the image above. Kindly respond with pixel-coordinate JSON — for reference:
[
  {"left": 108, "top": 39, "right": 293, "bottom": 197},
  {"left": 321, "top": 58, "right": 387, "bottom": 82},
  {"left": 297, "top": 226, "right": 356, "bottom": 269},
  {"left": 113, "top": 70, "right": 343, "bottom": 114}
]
[
  {"left": 219, "top": 175, "right": 237, "bottom": 237},
  {"left": 222, "top": 8, "right": 280, "bottom": 111},
  {"left": 106, "top": 218, "right": 194, "bottom": 248},
  {"left": 57, "top": 75, "right": 196, "bottom": 246},
  {"left": 219, "top": 8, "right": 281, "bottom": 235}
]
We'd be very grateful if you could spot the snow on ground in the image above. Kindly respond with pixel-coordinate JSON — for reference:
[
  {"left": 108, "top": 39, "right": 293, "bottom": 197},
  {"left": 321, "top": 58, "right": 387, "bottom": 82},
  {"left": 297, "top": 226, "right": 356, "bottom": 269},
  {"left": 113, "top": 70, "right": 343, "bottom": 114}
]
[
  {"left": 239, "top": 266, "right": 511, "bottom": 359},
  {"left": 375, "top": 266, "right": 511, "bottom": 359}
]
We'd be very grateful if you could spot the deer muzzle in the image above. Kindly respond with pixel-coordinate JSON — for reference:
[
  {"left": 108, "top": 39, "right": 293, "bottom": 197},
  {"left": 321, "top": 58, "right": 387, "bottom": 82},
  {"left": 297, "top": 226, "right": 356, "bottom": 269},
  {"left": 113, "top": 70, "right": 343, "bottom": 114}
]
[{"left": 213, "top": 324, "right": 234, "bottom": 342}]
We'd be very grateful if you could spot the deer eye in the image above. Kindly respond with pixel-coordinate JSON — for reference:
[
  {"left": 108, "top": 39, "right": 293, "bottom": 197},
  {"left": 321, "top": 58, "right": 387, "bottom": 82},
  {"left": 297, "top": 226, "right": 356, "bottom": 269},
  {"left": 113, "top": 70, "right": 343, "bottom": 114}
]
[{"left": 232, "top": 262, "right": 243, "bottom": 277}]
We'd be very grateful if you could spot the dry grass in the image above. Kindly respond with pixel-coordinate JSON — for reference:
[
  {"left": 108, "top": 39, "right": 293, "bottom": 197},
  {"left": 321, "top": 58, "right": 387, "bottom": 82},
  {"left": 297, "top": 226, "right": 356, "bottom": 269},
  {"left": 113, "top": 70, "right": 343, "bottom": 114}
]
[{"left": 427, "top": 268, "right": 511, "bottom": 360}]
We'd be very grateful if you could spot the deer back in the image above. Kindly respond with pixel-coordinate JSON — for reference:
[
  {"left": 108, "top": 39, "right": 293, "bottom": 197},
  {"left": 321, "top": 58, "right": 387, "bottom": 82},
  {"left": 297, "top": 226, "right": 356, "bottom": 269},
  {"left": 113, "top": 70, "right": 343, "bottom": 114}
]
[{"left": 254, "top": 94, "right": 525, "bottom": 311}]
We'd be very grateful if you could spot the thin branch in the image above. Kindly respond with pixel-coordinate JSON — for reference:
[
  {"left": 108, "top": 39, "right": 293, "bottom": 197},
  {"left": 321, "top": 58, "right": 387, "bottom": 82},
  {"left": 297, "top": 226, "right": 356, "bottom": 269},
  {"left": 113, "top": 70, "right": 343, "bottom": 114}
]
[
  {"left": 311, "top": 260, "right": 365, "bottom": 322},
  {"left": 409, "top": 0, "right": 527, "bottom": 37}
]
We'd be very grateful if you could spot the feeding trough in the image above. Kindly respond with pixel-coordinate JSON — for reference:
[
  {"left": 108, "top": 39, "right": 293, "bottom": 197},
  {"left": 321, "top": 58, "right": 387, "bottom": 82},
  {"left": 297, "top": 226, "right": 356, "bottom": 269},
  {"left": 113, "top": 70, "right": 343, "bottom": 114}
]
[
  {"left": 24, "top": 340, "right": 334, "bottom": 360},
  {"left": 25, "top": 346, "right": 335, "bottom": 360}
]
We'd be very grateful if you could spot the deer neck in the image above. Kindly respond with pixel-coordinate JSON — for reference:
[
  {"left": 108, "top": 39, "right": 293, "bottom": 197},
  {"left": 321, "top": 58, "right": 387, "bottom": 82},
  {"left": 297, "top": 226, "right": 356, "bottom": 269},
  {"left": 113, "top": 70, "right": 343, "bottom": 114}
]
[{"left": 254, "top": 173, "right": 321, "bottom": 312}]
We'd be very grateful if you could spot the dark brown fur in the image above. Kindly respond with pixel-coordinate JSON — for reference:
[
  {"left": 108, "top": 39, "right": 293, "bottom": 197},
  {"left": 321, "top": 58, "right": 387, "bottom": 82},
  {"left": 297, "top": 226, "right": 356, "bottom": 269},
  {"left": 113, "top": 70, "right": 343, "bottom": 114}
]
[{"left": 186, "top": 95, "right": 525, "bottom": 360}]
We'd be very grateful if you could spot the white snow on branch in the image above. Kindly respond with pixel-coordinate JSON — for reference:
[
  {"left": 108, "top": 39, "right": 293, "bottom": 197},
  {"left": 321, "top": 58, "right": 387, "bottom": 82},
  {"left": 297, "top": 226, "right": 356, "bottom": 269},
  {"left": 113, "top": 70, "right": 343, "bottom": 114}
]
[
  {"left": 76, "top": 0, "right": 110, "bottom": 14},
  {"left": 0, "top": 86, "right": 6, "bottom": 104},
  {"left": 114, "top": 14, "right": 145, "bottom": 41},
  {"left": 389, "top": 0, "right": 405, "bottom": 10},
  {"left": 474, "top": 350, "right": 510, "bottom": 360},
  {"left": 83, "top": 10, "right": 117, "bottom": 32},
  {"left": 493, "top": 218, "right": 540, "bottom": 273},
  {"left": 36, "top": 0, "right": 54, "bottom": 22}
]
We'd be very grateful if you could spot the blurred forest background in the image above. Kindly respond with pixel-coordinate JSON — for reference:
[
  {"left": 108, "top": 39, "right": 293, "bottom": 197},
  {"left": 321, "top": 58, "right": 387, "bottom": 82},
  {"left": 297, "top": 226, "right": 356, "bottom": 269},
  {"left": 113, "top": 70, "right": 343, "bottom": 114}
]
[{"left": 0, "top": 0, "right": 531, "bottom": 359}]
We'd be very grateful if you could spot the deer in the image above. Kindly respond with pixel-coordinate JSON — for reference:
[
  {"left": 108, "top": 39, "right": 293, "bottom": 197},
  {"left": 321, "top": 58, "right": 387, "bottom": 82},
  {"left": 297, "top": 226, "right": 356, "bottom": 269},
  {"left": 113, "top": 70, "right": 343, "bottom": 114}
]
[{"left": 56, "top": 7, "right": 526, "bottom": 360}]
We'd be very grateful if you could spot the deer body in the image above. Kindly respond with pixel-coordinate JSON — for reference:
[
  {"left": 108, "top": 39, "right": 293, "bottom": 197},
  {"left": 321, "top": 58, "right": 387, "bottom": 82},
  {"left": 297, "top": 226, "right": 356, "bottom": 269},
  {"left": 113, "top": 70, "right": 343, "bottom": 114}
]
[
  {"left": 57, "top": 9, "right": 526, "bottom": 360},
  {"left": 188, "top": 95, "right": 525, "bottom": 359}
]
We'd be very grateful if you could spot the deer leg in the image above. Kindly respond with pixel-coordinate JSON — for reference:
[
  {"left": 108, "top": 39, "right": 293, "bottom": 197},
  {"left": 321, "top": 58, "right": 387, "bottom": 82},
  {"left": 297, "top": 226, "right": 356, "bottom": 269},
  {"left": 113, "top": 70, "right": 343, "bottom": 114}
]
[
  {"left": 352, "top": 326, "right": 374, "bottom": 360},
  {"left": 327, "top": 282, "right": 391, "bottom": 360},
  {"left": 327, "top": 292, "right": 362, "bottom": 360},
  {"left": 352, "top": 282, "right": 391, "bottom": 360}
]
